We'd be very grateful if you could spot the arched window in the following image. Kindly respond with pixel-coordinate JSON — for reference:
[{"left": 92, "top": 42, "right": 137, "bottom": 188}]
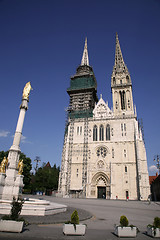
[
  {"left": 113, "top": 77, "right": 116, "bottom": 84},
  {"left": 120, "top": 90, "right": 126, "bottom": 110},
  {"left": 99, "top": 125, "right": 104, "bottom": 141},
  {"left": 77, "top": 126, "right": 79, "bottom": 135},
  {"left": 80, "top": 126, "right": 82, "bottom": 135},
  {"left": 112, "top": 148, "right": 114, "bottom": 158},
  {"left": 93, "top": 125, "right": 97, "bottom": 141},
  {"left": 106, "top": 124, "right": 110, "bottom": 140}
]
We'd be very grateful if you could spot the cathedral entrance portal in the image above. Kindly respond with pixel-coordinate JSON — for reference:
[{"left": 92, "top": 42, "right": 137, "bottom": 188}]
[
  {"left": 97, "top": 186, "right": 106, "bottom": 199},
  {"left": 91, "top": 172, "right": 110, "bottom": 199}
]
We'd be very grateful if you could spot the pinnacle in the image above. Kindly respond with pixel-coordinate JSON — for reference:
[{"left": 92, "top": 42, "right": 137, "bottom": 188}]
[
  {"left": 113, "top": 33, "right": 128, "bottom": 74},
  {"left": 81, "top": 37, "right": 89, "bottom": 66}
]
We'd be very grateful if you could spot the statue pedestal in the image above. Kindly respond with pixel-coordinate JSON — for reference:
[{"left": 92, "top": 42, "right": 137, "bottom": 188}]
[
  {"left": 0, "top": 173, "right": 6, "bottom": 199},
  {"left": 0, "top": 173, "right": 6, "bottom": 185},
  {"left": 13, "top": 175, "right": 24, "bottom": 198},
  {"left": 2, "top": 175, "right": 24, "bottom": 200}
]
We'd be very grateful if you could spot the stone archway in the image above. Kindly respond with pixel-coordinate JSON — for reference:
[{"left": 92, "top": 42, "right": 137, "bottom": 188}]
[{"left": 91, "top": 172, "right": 110, "bottom": 199}]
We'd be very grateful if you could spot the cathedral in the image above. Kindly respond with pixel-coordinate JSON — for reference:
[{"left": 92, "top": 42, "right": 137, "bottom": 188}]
[{"left": 58, "top": 34, "right": 150, "bottom": 200}]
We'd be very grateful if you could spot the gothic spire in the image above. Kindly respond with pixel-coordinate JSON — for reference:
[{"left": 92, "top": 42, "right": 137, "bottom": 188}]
[
  {"left": 81, "top": 37, "right": 89, "bottom": 66},
  {"left": 113, "top": 33, "right": 128, "bottom": 74}
]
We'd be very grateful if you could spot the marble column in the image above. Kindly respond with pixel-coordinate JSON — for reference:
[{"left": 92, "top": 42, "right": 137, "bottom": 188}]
[{"left": 2, "top": 82, "right": 32, "bottom": 200}]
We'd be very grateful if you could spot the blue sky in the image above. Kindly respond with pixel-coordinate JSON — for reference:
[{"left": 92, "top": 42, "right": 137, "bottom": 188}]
[{"left": 0, "top": 0, "right": 159, "bottom": 175}]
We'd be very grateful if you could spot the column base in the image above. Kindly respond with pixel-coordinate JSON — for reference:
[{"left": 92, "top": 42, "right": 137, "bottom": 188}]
[{"left": 2, "top": 175, "right": 24, "bottom": 200}]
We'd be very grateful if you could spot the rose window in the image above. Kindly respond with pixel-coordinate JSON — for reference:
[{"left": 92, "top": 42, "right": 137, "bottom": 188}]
[{"left": 96, "top": 147, "right": 107, "bottom": 158}]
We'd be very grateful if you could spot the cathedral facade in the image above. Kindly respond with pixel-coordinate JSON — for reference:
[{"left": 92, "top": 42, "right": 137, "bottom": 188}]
[{"left": 58, "top": 34, "right": 150, "bottom": 200}]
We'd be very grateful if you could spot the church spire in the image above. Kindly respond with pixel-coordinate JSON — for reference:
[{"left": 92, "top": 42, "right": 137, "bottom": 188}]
[
  {"left": 113, "top": 33, "right": 128, "bottom": 74},
  {"left": 81, "top": 37, "right": 89, "bottom": 66},
  {"left": 111, "top": 33, "right": 134, "bottom": 116}
]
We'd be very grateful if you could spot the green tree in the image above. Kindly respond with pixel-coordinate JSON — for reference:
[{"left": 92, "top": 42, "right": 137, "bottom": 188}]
[
  {"left": 0, "top": 151, "right": 9, "bottom": 162},
  {"left": 32, "top": 163, "right": 60, "bottom": 194},
  {"left": 0, "top": 151, "right": 32, "bottom": 191}
]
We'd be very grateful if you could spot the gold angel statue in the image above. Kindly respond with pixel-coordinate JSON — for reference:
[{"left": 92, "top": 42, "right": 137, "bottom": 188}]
[
  {"left": 0, "top": 157, "right": 8, "bottom": 173},
  {"left": 18, "top": 159, "right": 24, "bottom": 175},
  {"left": 22, "top": 82, "right": 32, "bottom": 100}
]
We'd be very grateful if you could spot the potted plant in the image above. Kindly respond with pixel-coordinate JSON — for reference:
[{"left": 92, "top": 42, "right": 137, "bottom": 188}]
[
  {"left": 114, "top": 215, "right": 138, "bottom": 237},
  {"left": 63, "top": 209, "right": 86, "bottom": 236},
  {"left": 0, "top": 197, "right": 25, "bottom": 233},
  {"left": 147, "top": 217, "right": 160, "bottom": 238}
]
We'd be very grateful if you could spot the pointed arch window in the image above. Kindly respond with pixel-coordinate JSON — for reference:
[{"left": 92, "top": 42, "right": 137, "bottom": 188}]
[
  {"left": 93, "top": 125, "right": 97, "bottom": 141},
  {"left": 120, "top": 90, "right": 126, "bottom": 110},
  {"left": 126, "top": 75, "right": 129, "bottom": 83},
  {"left": 106, "top": 124, "right": 110, "bottom": 141},
  {"left": 121, "top": 123, "right": 126, "bottom": 136},
  {"left": 77, "top": 126, "right": 79, "bottom": 135},
  {"left": 80, "top": 126, "right": 82, "bottom": 135},
  {"left": 99, "top": 125, "right": 104, "bottom": 141},
  {"left": 112, "top": 148, "right": 114, "bottom": 158}
]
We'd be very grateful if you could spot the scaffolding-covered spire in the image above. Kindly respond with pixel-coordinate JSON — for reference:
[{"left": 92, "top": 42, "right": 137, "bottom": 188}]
[
  {"left": 113, "top": 33, "right": 128, "bottom": 74},
  {"left": 81, "top": 37, "right": 89, "bottom": 66}
]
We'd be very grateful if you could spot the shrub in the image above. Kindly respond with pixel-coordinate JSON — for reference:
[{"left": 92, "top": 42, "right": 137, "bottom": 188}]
[
  {"left": 10, "top": 197, "right": 24, "bottom": 220},
  {"left": 71, "top": 210, "right": 79, "bottom": 225},
  {"left": 153, "top": 217, "right": 160, "bottom": 228},
  {"left": 2, "top": 197, "right": 24, "bottom": 221},
  {"left": 120, "top": 215, "right": 129, "bottom": 227}
]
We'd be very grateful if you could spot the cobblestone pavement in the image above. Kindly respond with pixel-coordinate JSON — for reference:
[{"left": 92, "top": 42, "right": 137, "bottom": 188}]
[{"left": 0, "top": 195, "right": 159, "bottom": 240}]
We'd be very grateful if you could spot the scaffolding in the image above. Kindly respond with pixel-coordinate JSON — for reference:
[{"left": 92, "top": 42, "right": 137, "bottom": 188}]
[
  {"left": 59, "top": 65, "right": 97, "bottom": 197},
  {"left": 67, "top": 76, "right": 97, "bottom": 92}
]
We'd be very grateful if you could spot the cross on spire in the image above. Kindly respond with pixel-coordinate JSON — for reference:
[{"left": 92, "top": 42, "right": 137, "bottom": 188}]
[{"left": 81, "top": 37, "right": 89, "bottom": 66}]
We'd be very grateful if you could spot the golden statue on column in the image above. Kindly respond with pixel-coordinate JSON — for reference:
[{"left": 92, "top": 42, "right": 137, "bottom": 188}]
[
  {"left": 0, "top": 157, "right": 8, "bottom": 173},
  {"left": 22, "top": 82, "right": 32, "bottom": 100},
  {"left": 18, "top": 159, "right": 24, "bottom": 175}
]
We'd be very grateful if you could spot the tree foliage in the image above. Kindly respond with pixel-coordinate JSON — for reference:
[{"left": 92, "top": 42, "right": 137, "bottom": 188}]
[
  {"left": 0, "top": 151, "right": 60, "bottom": 195},
  {"left": 0, "top": 151, "right": 8, "bottom": 163},
  {"left": 32, "top": 163, "right": 60, "bottom": 194}
]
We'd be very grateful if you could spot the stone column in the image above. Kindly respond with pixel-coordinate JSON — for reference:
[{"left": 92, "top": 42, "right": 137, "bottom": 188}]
[{"left": 2, "top": 82, "right": 32, "bottom": 200}]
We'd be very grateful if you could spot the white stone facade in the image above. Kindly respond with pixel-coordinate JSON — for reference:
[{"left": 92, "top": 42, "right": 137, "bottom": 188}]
[{"left": 58, "top": 35, "right": 150, "bottom": 200}]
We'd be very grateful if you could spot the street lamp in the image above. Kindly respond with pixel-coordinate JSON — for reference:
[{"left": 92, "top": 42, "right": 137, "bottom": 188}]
[{"left": 153, "top": 155, "right": 160, "bottom": 175}]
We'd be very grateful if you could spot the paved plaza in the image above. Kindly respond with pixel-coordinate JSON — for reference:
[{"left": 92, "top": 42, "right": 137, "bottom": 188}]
[{"left": 0, "top": 195, "right": 159, "bottom": 240}]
